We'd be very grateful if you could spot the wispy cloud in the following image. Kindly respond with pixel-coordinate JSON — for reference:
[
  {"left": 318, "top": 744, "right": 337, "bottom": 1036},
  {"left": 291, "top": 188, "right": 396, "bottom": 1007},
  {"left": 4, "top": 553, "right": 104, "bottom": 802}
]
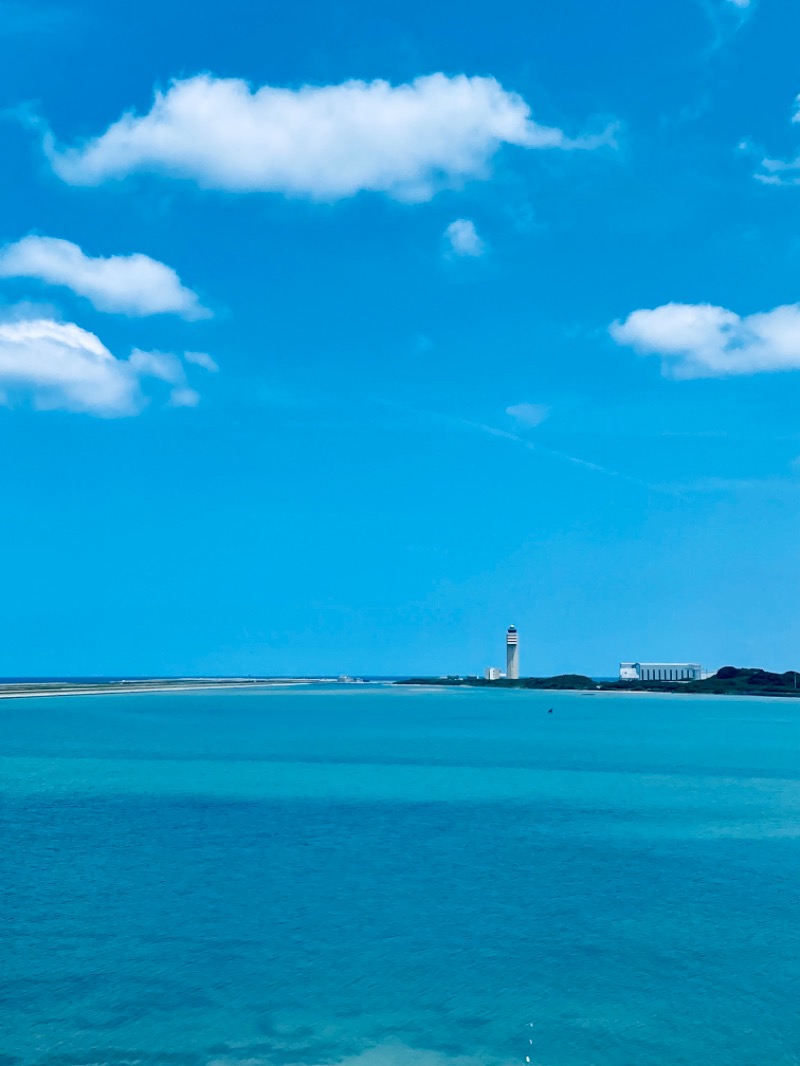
[
  {"left": 506, "top": 402, "right": 549, "bottom": 428},
  {"left": 611, "top": 301, "right": 800, "bottom": 378},
  {"left": 184, "top": 350, "right": 219, "bottom": 372},
  {"left": 0, "top": 1, "right": 77, "bottom": 36},
  {"left": 44, "top": 73, "right": 615, "bottom": 201},
  {"left": 756, "top": 96, "right": 800, "bottom": 186},
  {"left": 653, "top": 475, "right": 800, "bottom": 495},
  {"left": 697, "top": 0, "right": 753, "bottom": 54},
  {"left": 444, "top": 219, "right": 485, "bottom": 257},
  {"left": 0, "top": 236, "right": 208, "bottom": 318}
]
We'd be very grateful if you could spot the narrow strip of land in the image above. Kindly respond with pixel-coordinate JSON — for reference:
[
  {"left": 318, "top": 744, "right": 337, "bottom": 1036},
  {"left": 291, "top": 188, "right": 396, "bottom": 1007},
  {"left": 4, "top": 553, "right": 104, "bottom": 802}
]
[{"left": 0, "top": 677, "right": 346, "bottom": 700}]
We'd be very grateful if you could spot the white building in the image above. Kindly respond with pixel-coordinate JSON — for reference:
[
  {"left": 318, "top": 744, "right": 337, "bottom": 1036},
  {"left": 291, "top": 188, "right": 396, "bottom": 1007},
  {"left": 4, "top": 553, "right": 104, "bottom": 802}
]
[
  {"left": 506, "top": 626, "right": 520, "bottom": 680},
  {"left": 620, "top": 662, "right": 703, "bottom": 682},
  {"left": 485, "top": 667, "right": 502, "bottom": 681}
]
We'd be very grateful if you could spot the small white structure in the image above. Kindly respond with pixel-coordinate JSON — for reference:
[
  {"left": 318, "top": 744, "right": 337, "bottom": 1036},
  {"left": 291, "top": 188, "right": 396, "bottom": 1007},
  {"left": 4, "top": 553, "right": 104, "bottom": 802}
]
[
  {"left": 506, "top": 625, "right": 520, "bottom": 680},
  {"left": 485, "top": 667, "right": 502, "bottom": 681},
  {"left": 620, "top": 662, "right": 703, "bottom": 682}
]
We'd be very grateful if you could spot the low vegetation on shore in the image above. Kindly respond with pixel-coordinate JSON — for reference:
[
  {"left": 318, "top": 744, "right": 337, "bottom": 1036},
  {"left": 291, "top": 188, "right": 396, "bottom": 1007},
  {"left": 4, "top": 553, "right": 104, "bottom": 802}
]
[{"left": 397, "top": 666, "right": 800, "bottom": 698}]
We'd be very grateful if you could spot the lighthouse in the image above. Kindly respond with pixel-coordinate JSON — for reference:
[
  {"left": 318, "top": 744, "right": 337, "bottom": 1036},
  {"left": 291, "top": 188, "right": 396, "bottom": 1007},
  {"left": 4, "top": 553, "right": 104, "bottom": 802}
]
[{"left": 506, "top": 625, "right": 519, "bottom": 680}]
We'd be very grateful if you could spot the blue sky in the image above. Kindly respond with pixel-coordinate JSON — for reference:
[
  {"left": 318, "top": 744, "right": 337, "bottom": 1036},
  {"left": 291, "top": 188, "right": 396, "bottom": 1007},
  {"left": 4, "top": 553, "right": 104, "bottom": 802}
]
[{"left": 1, "top": 0, "right": 799, "bottom": 677}]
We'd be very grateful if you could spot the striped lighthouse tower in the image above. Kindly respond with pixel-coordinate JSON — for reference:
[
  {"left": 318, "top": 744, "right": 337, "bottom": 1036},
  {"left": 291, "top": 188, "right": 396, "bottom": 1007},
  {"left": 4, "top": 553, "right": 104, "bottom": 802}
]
[{"left": 506, "top": 625, "right": 519, "bottom": 680}]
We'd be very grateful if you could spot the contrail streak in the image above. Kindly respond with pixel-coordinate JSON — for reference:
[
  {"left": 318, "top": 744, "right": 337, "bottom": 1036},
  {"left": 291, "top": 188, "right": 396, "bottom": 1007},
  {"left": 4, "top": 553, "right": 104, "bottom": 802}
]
[{"left": 377, "top": 398, "right": 670, "bottom": 493}]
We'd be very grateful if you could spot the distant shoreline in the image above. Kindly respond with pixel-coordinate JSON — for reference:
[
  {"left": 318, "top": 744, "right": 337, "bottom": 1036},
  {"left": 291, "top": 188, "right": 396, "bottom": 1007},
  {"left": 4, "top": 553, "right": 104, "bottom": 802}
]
[
  {"left": 4, "top": 669, "right": 799, "bottom": 703},
  {"left": 395, "top": 668, "right": 800, "bottom": 700},
  {"left": 0, "top": 678, "right": 354, "bottom": 701}
]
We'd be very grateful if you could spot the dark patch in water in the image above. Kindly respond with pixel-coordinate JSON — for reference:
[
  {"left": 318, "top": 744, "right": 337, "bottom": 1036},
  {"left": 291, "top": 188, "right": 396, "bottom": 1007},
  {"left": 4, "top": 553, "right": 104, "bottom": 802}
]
[
  {"left": 264, "top": 1045, "right": 337, "bottom": 1065},
  {"left": 38, "top": 1052, "right": 201, "bottom": 1066}
]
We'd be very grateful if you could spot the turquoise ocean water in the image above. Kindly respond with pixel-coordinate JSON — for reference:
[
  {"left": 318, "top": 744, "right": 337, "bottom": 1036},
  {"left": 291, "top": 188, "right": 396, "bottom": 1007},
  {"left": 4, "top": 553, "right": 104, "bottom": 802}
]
[{"left": 2, "top": 684, "right": 800, "bottom": 1065}]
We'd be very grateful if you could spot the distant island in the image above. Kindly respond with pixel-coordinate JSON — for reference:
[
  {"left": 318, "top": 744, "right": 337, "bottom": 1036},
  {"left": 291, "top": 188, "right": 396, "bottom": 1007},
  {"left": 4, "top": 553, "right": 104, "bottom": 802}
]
[{"left": 396, "top": 666, "right": 800, "bottom": 698}]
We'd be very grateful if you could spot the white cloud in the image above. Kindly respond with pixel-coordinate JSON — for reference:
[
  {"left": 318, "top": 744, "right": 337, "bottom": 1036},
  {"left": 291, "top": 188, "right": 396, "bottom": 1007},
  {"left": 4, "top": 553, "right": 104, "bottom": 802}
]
[
  {"left": 127, "top": 348, "right": 183, "bottom": 383},
  {"left": 444, "top": 219, "right": 485, "bottom": 257},
  {"left": 127, "top": 349, "right": 202, "bottom": 408},
  {"left": 45, "top": 73, "right": 611, "bottom": 201},
  {"left": 506, "top": 402, "right": 549, "bottom": 427},
  {"left": 168, "top": 386, "right": 200, "bottom": 407},
  {"left": 610, "top": 301, "right": 800, "bottom": 378},
  {"left": 0, "top": 235, "right": 207, "bottom": 318},
  {"left": 756, "top": 96, "right": 800, "bottom": 185},
  {"left": 0, "top": 317, "right": 210, "bottom": 415},
  {"left": 184, "top": 350, "right": 219, "bottom": 372}
]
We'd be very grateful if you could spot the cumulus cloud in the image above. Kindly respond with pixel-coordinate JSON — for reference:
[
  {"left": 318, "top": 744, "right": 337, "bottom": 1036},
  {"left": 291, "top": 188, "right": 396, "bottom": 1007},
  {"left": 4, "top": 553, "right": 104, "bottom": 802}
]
[
  {"left": 0, "top": 317, "right": 211, "bottom": 415},
  {"left": 506, "top": 402, "right": 549, "bottom": 427},
  {"left": 610, "top": 301, "right": 800, "bottom": 378},
  {"left": 444, "top": 219, "right": 485, "bottom": 257},
  {"left": 0, "top": 235, "right": 207, "bottom": 318},
  {"left": 44, "top": 73, "right": 611, "bottom": 201}
]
